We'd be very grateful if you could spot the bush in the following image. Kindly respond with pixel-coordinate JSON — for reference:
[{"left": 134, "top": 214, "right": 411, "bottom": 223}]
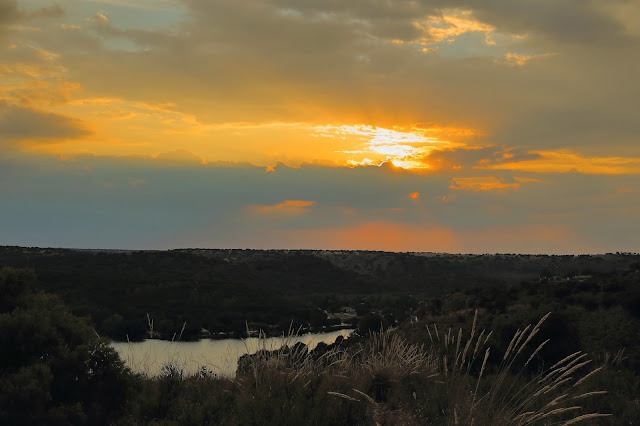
[
  {"left": 0, "top": 267, "right": 135, "bottom": 425},
  {"left": 358, "top": 313, "right": 385, "bottom": 335}
]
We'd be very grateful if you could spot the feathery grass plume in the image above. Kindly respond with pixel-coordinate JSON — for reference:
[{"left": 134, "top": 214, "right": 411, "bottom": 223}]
[
  {"left": 487, "top": 315, "right": 550, "bottom": 409},
  {"left": 328, "top": 391, "right": 360, "bottom": 402},
  {"left": 496, "top": 356, "right": 599, "bottom": 423},
  {"left": 453, "top": 328, "right": 463, "bottom": 372},
  {"left": 443, "top": 354, "right": 448, "bottom": 376},
  {"left": 471, "top": 329, "right": 486, "bottom": 366},
  {"left": 238, "top": 322, "right": 350, "bottom": 394},
  {"left": 517, "top": 313, "right": 551, "bottom": 359},
  {"left": 472, "top": 348, "right": 490, "bottom": 409},
  {"left": 560, "top": 413, "right": 612, "bottom": 425},
  {"left": 459, "top": 310, "right": 478, "bottom": 372},
  {"left": 549, "top": 352, "right": 584, "bottom": 373},
  {"left": 572, "top": 367, "right": 602, "bottom": 388},
  {"left": 419, "top": 311, "right": 610, "bottom": 425},
  {"left": 426, "top": 324, "right": 433, "bottom": 343},
  {"left": 352, "top": 388, "right": 377, "bottom": 405},
  {"left": 350, "top": 328, "right": 429, "bottom": 378},
  {"left": 568, "top": 391, "right": 608, "bottom": 400},
  {"left": 524, "top": 339, "right": 549, "bottom": 369},
  {"left": 178, "top": 321, "right": 186, "bottom": 341},
  {"left": 146, "top": 312, "right": 154, "bottom": 338},
  {"left": 495, "top": 338, "right": 551, "bottom": 415},
  {"left": 504, "top": 328, "right": 524, "bottom": 361}
]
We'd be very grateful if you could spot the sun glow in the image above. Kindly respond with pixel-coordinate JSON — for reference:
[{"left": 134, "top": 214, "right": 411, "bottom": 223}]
[
  {"left": 391, "top": 159, "right": 431, "bottom": 169},
  {"left": 321, "top": 124, "right": 463, "bottom": 169}
]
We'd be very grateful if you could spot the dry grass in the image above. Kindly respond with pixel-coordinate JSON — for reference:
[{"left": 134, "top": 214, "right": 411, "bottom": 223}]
[
  {"left": 345, "top": 328, "right": 433, "bottom": 378},
  {"left": 324, "top": 311, "right": 611, "bottom": 425},
  {"left": 119, "top": 312, "right": 612, "bottom": 425},
  {"left": 422, "top": 310, "right": 611, "bottom": 425},
  {"left": 237, "top": 323, "right": 351, "bottom": 393}
]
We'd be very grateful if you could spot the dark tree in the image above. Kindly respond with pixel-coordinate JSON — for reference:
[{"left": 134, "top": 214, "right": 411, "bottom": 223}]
[{"left": 0, "top": 267, "right": 134, "bottom": 425}]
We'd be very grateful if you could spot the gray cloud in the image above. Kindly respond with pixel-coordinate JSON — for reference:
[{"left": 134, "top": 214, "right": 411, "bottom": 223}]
[
  {"left": 427, "top": 146, "right": 543, "bottom": 170},
  {"left": 1, "top": 154, "right": 638, "bottom": 252},
  {"left": 0, "top": 102, "right": 92, "bottom": 143},
  {"left": 0, "top": 0, "right": 64, "bottom": 27},
  {"left": 458, "top": 0, "right": 627, "bottom": 45},
  {"left": 26, "top": 4, "right": 65, "bottom": 20},
  {"left": 0, "top": 0, "right": 20, "bottom": 25},
  {"left": 227, "top": 0, "right": 630, "bottom": 45}
]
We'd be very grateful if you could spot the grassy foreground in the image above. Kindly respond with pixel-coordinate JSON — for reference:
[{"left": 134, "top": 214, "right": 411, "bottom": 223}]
[{"left": 119, "top": 313, "right": 638, "bottom": 425}]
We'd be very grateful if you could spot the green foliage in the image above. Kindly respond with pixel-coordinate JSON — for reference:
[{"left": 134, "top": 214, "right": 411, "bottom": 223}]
[
  {"left": 0, "top": 267, "right": 134, "bottom": 425},
  {"left": 0, "top": 266, "right": 35, "bottom": 312},
  {"left": 5, "top": 247, "right": 637, "bottom": 341},
  {"left": 416, "top": 269, "right": 640, "bottom": 374},
  {"left": 0, "top": 248, "right": 378, "bottom": 340}
]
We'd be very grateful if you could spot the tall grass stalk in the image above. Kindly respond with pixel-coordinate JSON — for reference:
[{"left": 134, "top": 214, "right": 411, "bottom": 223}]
[
  {"left": 239, "top": 322, "right": 348, "bottom": 392},
  {"left": 120, "top": 312, "right": 611, "bottom": 425},
  {"left": 424, "top": 311, "right": 610, "bottom": 425}
]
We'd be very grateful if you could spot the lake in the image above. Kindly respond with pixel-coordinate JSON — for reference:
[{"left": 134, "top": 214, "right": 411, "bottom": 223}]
[{"left": 111, "top": 329, "right": 354, "bottom": 377}]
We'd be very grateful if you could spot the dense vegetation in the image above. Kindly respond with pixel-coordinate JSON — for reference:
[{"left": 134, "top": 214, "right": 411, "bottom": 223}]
[
  {"left": 407, "top": 266, "right": 640, "bottom": 372},
  {"left": 0, "top": 267, "right": 133, "bottom": 425},
  {"left": 1, "top": 248, "right": 639, "bottom": 424},
  {"left": 1, "top": 246, "right": 637, "bottom": 342}
]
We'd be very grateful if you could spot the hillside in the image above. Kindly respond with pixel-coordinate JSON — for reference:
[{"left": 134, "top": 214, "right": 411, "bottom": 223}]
[{"left": 1, "top": 246, "right": 638, "bottom": 344}]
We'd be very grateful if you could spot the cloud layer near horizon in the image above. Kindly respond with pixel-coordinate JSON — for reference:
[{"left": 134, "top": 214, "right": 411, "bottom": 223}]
[{"left": 1, "top": 154, "right": 638, "bottom": 253}]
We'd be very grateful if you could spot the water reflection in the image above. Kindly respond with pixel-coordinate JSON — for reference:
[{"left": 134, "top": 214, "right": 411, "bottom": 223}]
[{"left": 111, "top": 329, "right": 353, "bottom": 377}]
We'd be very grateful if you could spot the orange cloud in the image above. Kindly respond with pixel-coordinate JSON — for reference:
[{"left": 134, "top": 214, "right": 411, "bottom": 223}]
[
  {"left": 450, "top": 176, "right": 520, "bottom": 192},
  {"left": 479, "top": 150, "right": 640, "bottom": 175},
  {"left": 248, "top": 200, "right": 316, "bottom": 215},
  {"left": 502, "top": 52, "right": 553, "bottom": 66},
  {"left": 416, "top": 10, "right": 495, "bottom": 44},
  {"left": 409, "top": 192, "right": 420, "bottom": 199}
]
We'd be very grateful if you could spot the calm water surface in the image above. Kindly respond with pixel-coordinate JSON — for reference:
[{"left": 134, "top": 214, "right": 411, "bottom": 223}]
[{"left": 111, "top": 329, "right": 353, "bottom": 377}]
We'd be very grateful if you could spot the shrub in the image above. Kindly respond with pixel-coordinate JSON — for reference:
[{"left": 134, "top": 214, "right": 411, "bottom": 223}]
[{"left": 0, "top": 267, "right": 134, "bottom": 425}]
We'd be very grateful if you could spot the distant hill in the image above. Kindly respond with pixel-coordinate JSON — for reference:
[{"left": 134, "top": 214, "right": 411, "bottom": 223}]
[{"left": 1, "top": 246, "right": 638, "bottom": 343}]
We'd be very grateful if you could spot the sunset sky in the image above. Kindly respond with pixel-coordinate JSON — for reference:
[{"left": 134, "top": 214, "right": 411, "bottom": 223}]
[{"left": 1, "top": 0, "right": 639, "bottom": 253}]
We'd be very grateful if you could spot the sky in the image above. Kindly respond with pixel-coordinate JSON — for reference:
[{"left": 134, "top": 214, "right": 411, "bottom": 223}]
[{"left": 1, "top": 0, "right": 639, "bottom": 253}]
